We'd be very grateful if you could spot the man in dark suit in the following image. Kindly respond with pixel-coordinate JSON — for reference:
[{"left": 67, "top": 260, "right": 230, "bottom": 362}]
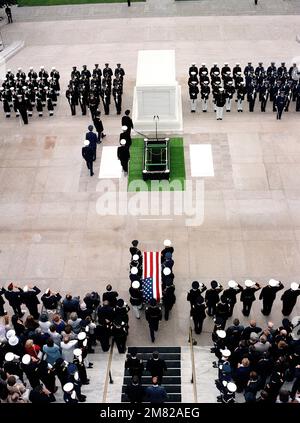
[
  {"left": 145, "top": 377, "right": 168, "bottom": 403},
  {"left": 22, "top": 285, "right": 41, "bottom": 319},
  {"left": 102, "top": 284, "right": 119, "bottom": 308},
  {"left": 85, "top": 125, "right": 98, "bottom": 161},
  {"left": 146, "top": 351, "right": 167, "bottom": 385},
  {"left": 61, "top": 294, "right": 79, "bottom": 320},
  {"left": 3, "top": 283, "right": 23, "bottom": 317},
  {"left": 205, "top": 280, "right": 223, "bottom": 316},
  {"left": 281, "top": 282, "right": 300, "bottom": 315},
  {"left": 191, "top": 295, "right": 206, "bottom": 334},
  {"left": 82, "top": 140, "right": 94, "bottom": 176},
  {"left": 125, "top": 375, "right": 144, "bottom": 403},
  {"left": 121, "top": 110, "right": 134, "bottom": 134}
]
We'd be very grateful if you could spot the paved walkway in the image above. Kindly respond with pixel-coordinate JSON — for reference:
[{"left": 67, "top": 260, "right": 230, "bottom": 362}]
[{"left": 0, "top": 0, "right": 300, "bottom": 23}]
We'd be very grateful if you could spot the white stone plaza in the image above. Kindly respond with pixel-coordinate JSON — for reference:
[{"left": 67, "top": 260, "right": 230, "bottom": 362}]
[{"left": 0, "top": 0, "right": 300, "bottom": 404}]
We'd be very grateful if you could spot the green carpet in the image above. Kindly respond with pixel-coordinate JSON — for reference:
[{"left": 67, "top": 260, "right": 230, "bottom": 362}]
[
  {"left": 18, "top": 0, "right": 143, "bottom": 6},
  {"left": 128, "top": 138, "right": 186, "bottom": 192}
]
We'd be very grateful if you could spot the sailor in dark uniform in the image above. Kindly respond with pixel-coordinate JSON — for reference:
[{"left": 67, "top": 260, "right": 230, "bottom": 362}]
[
  {"left": 22, "top": 285, "right": 41, "bottom": 319},
  {"left": 275, "top": 91, "right": 286, "bottom": 119},
  {"left": 3, "top": 283, "right": 24, "bottom": 317},
  {"left": 240, "top": 280, "right": 261, "bottom": 316},
  {"left": 190, "top": 296, "right": 206, "bottom": 334},
  {"left": 115, "top": 63, "right": 125, "bottom": 80},
  {"left": 162, "top": 280, "right": 176, "bottom": 321},
  {"left": 189, "top": 63, "right": 198, "bottom": 76},
  {"left": 222, "top": 280, "right": 243, "bottom": 317},
  {"left": 187, "top": 281, "right": 207, "bottom": 309},
  {"left": 259, "top": 279, "right": 284, "bottom": 315},
  {"left": 66, "top": 85, "right": 76, "bottom": 115},
  {"left": 200, "top": 80, "right": 210, "bottom": 112},
  {"left": 224, "top": 81, "right": 235, "bottom": 112},
  {"left": 145, "top": 299, "right": 162, "bottom": 343},
  {"left": 244, "top": 62, "right": 254, "bottom": 76},
  {"left": 205, "top": 280, "right": 223, "bottom": 316},
  {"left": 112, "top": 318, "right": 128, "bottom": 354},
  {"left": 259, "top": 80, "right": 270, "bottom": 112},
  {"left": 117, "top": 139, "right": 130, "bottom": 173},
  {"left": 122, "top": 109, "right": 134, "bottom": 134},
  {"left": 281, "top": 282, "right": 300, "bottom": 315},
  {"left": 103, "top": 63, "right": 113, "bottom": 81},
  {"left": 189, "top": 80, "right": 199, "bottom": 112}
]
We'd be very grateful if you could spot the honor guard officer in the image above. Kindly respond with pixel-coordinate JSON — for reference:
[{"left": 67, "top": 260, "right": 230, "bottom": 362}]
[
  {"left": 162, "top": 280, "right": 176, "bottom": 321},
  {"left": 66, "top": 84, "right": 76, "bottom": 115},
  {"left": 244, "top": 62, "right": 254, "bottom": 76},
  {"left": 103, "top": 63, "right": 113, "bottom": 81},
  {"left": 189, "top": 63, "right": 198, "bottom": 76},
  {"left": 39, "top": 66, "right": 49, "bottom": 81},
  {"left": 130, "top": 240, "right": 142, "bottom": 258},
  {"left": 113, "top": 78, "right": 122, "bottom": 114},
  {"left": 240, "top": 280, "right": 261, "bottom": 316},
  {"left": 50, "top": 67, "right": 60, "bottom": 93},
  {"left": 281, "top": 282, "right": 300, "bottom": 316},
  {"left": 283, "top": 80, "right": 293, "bottom": 111},
  {"left": 117, "top": 139, "right": 130, "bottom": 173},
  {"left": 93, "top": 64, "right": 102, "bottom": 81},
  {"left": 215, "top": 87, "right": 226, "bottom": 120},
  {"left": 255, "top": 62, "right": 265, "bottom": 76},
  {"left": 112, "top": 318, "right": 128, "bottom": 354},
  {"left": 145, "top": 299, "right": 162, "bottom": 343},
  {"left": 234, "top": 71, "right": 244, "bottom": 89},
  {"left": 71, "top": 66, "right": 80, "bottom": 79},
  {"left": 221, "top": 63, "right": 231, "bottom": 79},
  {"left": 161, "top": 239, "right": 174, "bottom": 262},
  {"left": 200, "top": 80, "right": 210, "bottom": 112},
  {"left": 199, "top": 64, "right": 209, "bottom": 84},
  {"left": 210, "top": 63, "right": 220, "bottom": 77},
  {"left": 189, "top": 80, "right": 199, "bottom": 113},
  {"left": 271, "top": 80, "right": 282, "bottom": 111},
  {"left": 102, "top": 284, "right": 119, "bottom": 308},
  {"left": 93, "top": 110, "right": 105, "bottom": 143},
  {"left": 225, "top": 81, "right": 235, "bottom": 112},
  {"left": 275, "top": 91, "right": 286, "bottom": 120},
  {"left": 222, "top": 280, "right": 243, "bottom": 317},
  {"left": 190, "top": 296, "right": 206, "bottom": 334},
  {"left": 233, "top": 63, "right": 242, "bottom": 79},
  {"left": 259, "top": 279, "right": 284, "bottom": 315},
  {"left": 81, "top": 65, "right": 91, "bottom": 80},
  {"left": 259, "top": 80, "right": 270, "bottom": 112},
  {"left": 102, "top": 78, "right": 111, "bottom": 115},
  {"left": 115, "top": 63, "right": 125, "bottom": 80},
  {"left": 129, "top": 281, "right": 143, "bottom": 319},
  {"left": 267, "top": 62, "right": 277, "bottom": 77},
  {"left": 247, "top": 80, "right": 257, "bottom": 112},
  {"left": 16, "top": 94, "right": 29, "bottom": 125},
  {"left": 120, "top": 125, "right": 132, "bottom": 149},
  {"left": 125, "top": 351, "right": 144, "bottom": 382},
  {"left": 277, "top": 62, "right": 287, "bottom": 78}
]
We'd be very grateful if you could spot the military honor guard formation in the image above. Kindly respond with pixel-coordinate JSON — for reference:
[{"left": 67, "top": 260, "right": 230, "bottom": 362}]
[
  {"left": 66, "top": 63, "right": 125, "bottom": 117},
  {"left": 188, "top": 61, "right": 300, "bottom": 120},
  {"left": 0, "top": 66, "right": 61, "bottom": 124}
]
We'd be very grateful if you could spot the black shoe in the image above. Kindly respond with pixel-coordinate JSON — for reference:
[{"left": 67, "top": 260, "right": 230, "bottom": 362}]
[
  {"left": 90, "top": 172, "right": 94, "bottom": 176},
  {"left": 88, "top": 363, "right": 94, "bottom": 368},
  {"left": 191, "top": 110, "right": 195, "bottom": 113},
  {"left": 203, "top": 110, "right": 207, "bottom": 112},
  {"left": 226, "top": 110, "right": 230, "bottom": 112}
]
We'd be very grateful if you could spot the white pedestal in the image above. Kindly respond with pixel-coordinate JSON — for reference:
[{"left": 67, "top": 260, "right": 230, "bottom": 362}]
[{"left": 132, "top": 50, "right": 183, "bottom": 134}]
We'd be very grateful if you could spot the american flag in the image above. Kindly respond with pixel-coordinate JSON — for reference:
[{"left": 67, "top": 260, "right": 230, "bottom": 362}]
[{"left": 142, "top": 251, "right": 162, "bottom": 302}]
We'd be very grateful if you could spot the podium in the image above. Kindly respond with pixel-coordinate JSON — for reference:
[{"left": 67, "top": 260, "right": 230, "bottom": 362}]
[{"left": 132, "top": 50, "right": 183, "bottom": 133}]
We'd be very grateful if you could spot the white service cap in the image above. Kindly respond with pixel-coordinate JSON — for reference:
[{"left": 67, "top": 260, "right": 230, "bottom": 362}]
[
  {"left": 63, "top": 382, "right": 74, "bottom": 393},
  {"left": 131, "top": 267, "right": 138, "bottom": 275},
  {"left": 220, "top": 348, "right": 231, "bottom": 357},
  {"left": 227, "top": 382, "right": 237, "bottom": 393},
  {"left": 291, "top": 282, "right": 299, "bottom": 291},
  {"left": 5, "top": 352, "right": 15, "bottom": 362},
  {"left": 163, "top": 239, "right": 172, "bottom": 247},
  {"left": 132, "top": 281, "right": 140, "bottom": 289},
  {"left": 73, "top": 348, "right": 82, "bottom": 357},
  {"left": 269, "top": 279, "right": 278, "bottom": 287},
  {"left": 77, "top": 332, "right": 86, "bottom": 341},
  {"left": 228, "top": 280, "right": 237, "bottom": 288},
  {"left": 132, "top": 254, "right": 139, "bottom": 261},
  {"left": 121, "top": 125, "right": 128, "bottom": 131},
  {"left": 22, "top": 354, "right": 31, "bottom": 365},
  {"left": 216, "top": 330, "right": 226, "bottom": 339},
  {"left": 6, "top": 329, "right": 16, "bottom": 339},
  {"left": 245, "top": 279, "right": 255, "bottom": 287},
  {"left": 9, "top": 336, "right": 19, "bottom": 346},
  {"left": 163, "top": 267, "right": 171, "bottom": 276},
  {"left": 120, "top": 139, "right": 126, "bottom": 146},
  {"left": 84, "top": 140, "right": 90, "bottom": 146}
]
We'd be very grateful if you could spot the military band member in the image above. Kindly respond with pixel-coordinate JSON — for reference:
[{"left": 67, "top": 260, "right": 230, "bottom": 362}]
[
  {"left": 259, "top": 80, "right": 269, "bottom": 112},
  {"left": 244, "top": 62, "right": 254, "bottom": 76},
  {"left": 225, "top": 81, "right": 235, "bottom": 112},
  {"left": 66, "top": 85, "right": 76, "bottom": 115},
  {"left": 201, "top": 80, "right": 210, "bottom": 112},
  {"left": 189, "top": 80, "right": 199, "bottom": 113},
  {"left": 247, "top": 81, "right": 257, "bottom": 112},
  {"left": 210, "top": 63, "right": 220, "bottom": 77},
  {"left": 115, "top": 63, "right": 125, "bottom": 80}
]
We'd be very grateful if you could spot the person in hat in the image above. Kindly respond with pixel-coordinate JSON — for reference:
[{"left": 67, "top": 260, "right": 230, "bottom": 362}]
[
  {"left": 117, "top": 139, "right": 130, "bottom": 173},
  {"left": 63, "top": 382, "right": 78, "bottom": 403},
  {"left": 4, "top": 351, "right": 24, "bottom": 383},
  {"left": 125, "top": 350, "right": 144, "bottom": 381},
  {"left": 161, "top": 239, "right": 174, "bottom": 262},
  {"left": 162, "top": 251, "right": 174, "bottom": 271},
  {"left": 82, "top": 139, "right": 94, "bottom": 177},
  {"left": 215, "top": 87, "right": 226, "bottom": 120},
  {"left": 216, "top": 380, "right": 236, "bottom": 403},
  {"left": 22, "top": 285, "right": 41, "bottom": 320},
  {"left": 259, "top": 279, "right": 284, "bottom": 315},
  {"left": 21, "top": 354, "right": 40, "bottom": 389},
  {"left": 275, "top": 91, "right": 286, "bottom": 120},
  {"left": 125, "top": 375, "right": 145, "bottom": 403},
  {"left": 111, "top": 318, "right": 128, "bottom": 354},
  {"left": 129, "top": 281, "right": 143, "bottom": 319},
  {"left": 189, "top": 79, "right": 199, "bottom": 113},
  {"left": 121, "top": 109, "right": 134, "bottom": 134},
  {"left": 161, "top": 266, "right": 174, "bottom": 289},
  {"left": 200, "top": 80, "right": 210, "bottom": 112},
  {"left": 162, "top": 279, "right": 176, "bottom": 321},
  {"left": 119, "top": 125, "right": 132, "bottom": 149},
  {"left": 130, "top": 239, "right": 141, "bottom": 258},
  {"left": 66, "top": 363, "right": 87, "bottom": 402},
  {"left": 3, "top": 283, "right": 24, "bottom": 317},
  {"left": 205, "top": 280, "right": 223, "bottom": 317},
  {"left": 29, "top": 383, "right": 55, "bottom": 403},
  {"left": 281, "top": 282, "right": 300, "bottom": 315},
  {"left": 222, "top": 280, "right": 243, "bottom": 317},
  {"left": 190, "top": 295, "right": 206, "bottom": 334},
  {"left": 145, "top": 299, "right": 162, "bottom": 343},
  {"left": 146, "top": 351, "right": 167, "bottom": 385},
  {"left": 73, "top": 348, "right": 89, "bottom": 384},
  {"left": 187, "top": 281, "right": 207, "bottom": 309},
  {"left": 215, "top": 295, "right": 230, "bottom": 329},
  {"left": 240, "top": 280, "right": 261, "bottom": 316}
]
